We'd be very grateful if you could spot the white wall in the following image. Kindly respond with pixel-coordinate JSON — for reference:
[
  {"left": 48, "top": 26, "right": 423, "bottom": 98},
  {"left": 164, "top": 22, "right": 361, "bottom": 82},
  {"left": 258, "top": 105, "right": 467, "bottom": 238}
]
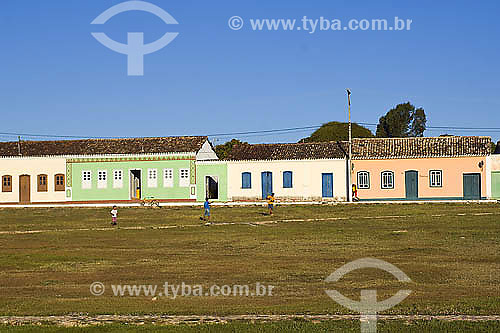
[
  {"left": 487, "top": 154, "right": 500, "bottom": 198},
  {"left": 227, "top": 159, "right": 347, "bottom": 201},
  {"left": 0, "top": 157, "right": 67, "bottom": 203}
]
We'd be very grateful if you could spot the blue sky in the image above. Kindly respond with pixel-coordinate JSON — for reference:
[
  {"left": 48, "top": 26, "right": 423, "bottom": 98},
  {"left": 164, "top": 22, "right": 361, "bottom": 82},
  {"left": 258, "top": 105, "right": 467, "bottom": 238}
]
[{"left": 0, "top": 0, "right": 499, "bottom": 144}]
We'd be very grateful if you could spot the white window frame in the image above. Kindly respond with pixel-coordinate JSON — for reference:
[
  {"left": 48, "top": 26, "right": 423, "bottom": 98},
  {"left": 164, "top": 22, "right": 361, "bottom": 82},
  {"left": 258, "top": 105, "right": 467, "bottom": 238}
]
[
  {"left": 113, "top": 170, "right": 123, "bottom": 189},
  {"left": 381, "top": 171, "right": 394, "bottom": 189},
  {"left": 97, "top": 170, "right": 107, "bottom": 189},
  {"left": 429, "top": 170, "right": 443, "bottom": 188},
  {"left": 179, "top": 168, "right": 190, "bottom": 187},
  {"left": 163, "top": 168, "right": 174, "bottom": 188},
  {"left": 147, "top": 168, "right": 158, "bottom": 188},
  {"left": 82, "top": 170, "right": 91, "bottom": 189},
  {"left": 357, "top": 171, "right": 370, "bottom": 189}
]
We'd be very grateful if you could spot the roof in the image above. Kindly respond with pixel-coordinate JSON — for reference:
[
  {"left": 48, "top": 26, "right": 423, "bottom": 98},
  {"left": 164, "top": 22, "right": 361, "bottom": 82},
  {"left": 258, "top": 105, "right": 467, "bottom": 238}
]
[
  {"left": 225, "top": 136, "right": 491, "bottom": 161},
  {"left": 226, "top": 142, "right": 347, "bottom": 161},
  {"left": 350, "top": 136, "right": 491, "bottom": 159},
  {"left": 0, "top": 136, "right": 208, "bottom": 157}
]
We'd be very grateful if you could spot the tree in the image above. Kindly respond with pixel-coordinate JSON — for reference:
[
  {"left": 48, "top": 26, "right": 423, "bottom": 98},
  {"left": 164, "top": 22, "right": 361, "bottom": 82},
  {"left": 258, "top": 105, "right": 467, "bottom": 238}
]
[
  {"left": 299, "top": 121, "right": 374, "bottom": 143},
  {"left": 376, "top": 102, "right": 427, "bottom": 138},
  {"left": 214, "top": 139, "right": 247, "bottom": 159}
]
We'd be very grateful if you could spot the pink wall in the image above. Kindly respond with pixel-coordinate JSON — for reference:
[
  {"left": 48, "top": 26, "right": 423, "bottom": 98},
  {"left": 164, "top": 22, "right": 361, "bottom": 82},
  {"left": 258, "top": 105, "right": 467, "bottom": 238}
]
[{"left": 352, "top": 157, "right": 486, "bottom": 199}]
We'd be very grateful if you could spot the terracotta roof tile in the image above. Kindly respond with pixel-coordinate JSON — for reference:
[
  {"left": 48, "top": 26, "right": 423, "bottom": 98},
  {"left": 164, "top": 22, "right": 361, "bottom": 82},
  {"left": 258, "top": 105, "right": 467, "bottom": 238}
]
[
  {"left": 0, "top": 136, "right": 207, "bottom": 157},
  {"left": 350, "top": 136, "right": 491, "bottom": 159},
  {"left": 226, "top": 142, "right": 347, "bottom": 160}
]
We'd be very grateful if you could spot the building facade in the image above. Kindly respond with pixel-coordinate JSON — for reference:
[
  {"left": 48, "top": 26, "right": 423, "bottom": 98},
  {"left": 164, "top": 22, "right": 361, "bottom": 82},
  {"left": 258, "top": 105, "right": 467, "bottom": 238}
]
[
  {"left": 487, "top": 142, "right": 500, "bottom": 199},
  {"left": 225, "top": 142, "right": 347, "bottom": 201},
  {"left": 350, "top": 137, "right": 491, "bottom": 201},
  {"left": 0, "top": 137, "right": 221, "bottom": 204}
]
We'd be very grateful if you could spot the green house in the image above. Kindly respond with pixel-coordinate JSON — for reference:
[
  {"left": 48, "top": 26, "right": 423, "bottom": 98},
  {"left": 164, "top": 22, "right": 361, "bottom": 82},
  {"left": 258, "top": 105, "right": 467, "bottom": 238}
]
[{"left": 62, "top": 136, "right": 225, "bottom": 203}]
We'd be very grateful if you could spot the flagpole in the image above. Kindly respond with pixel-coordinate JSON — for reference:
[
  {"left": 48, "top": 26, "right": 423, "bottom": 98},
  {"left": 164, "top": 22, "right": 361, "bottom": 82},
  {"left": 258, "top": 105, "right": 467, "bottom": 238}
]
[{"left": 347, "top": 89, "right": 352, "bottom": 203}]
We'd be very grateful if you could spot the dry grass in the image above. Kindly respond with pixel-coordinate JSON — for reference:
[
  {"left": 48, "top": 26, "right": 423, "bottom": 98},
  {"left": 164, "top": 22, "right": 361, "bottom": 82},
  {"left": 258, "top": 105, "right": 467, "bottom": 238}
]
[{"left": 0, "top": 203, "right": 498, "bottom": 316}]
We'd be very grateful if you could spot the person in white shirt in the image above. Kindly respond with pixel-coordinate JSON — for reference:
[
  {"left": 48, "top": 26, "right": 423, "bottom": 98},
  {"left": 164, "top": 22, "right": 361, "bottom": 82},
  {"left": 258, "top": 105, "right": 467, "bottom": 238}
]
[{"left": 110, "top": 206, "right": 118, "bottom": 226}]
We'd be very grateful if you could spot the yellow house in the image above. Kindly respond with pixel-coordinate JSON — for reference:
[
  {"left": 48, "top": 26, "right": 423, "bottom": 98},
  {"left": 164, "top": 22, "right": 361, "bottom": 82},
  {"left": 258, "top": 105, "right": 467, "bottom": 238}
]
[{"left": 350, "top": 136, "right": 491, "bottom": 201}]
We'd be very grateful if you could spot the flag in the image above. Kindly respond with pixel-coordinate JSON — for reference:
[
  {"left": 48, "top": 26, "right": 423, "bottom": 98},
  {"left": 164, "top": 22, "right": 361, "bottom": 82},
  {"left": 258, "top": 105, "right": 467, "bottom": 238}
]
[{"left": 346, "top": 89, "right": 351, "bottom": 106}]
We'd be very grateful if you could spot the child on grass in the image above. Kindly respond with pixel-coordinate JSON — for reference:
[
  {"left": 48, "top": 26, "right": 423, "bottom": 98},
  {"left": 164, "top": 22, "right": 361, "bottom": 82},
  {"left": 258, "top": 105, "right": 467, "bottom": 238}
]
[
  {"left": 203, "top": 198, "right": 211, "bottom": 225},
  {"left": 110, "top": 205, "right": 118, "bottom": 226}
]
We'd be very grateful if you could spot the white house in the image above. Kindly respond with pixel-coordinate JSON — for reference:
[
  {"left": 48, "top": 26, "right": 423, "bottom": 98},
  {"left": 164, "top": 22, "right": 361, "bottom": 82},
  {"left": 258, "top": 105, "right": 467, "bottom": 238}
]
[{"left": 225, "top": 142, "right": 347, "bottom": 201}]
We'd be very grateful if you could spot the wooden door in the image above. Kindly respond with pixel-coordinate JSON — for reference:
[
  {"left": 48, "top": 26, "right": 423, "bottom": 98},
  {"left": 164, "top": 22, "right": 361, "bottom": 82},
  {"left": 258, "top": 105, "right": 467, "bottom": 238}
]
[{"left": 19, "top": 175, "right": 30, "bottom": 204}]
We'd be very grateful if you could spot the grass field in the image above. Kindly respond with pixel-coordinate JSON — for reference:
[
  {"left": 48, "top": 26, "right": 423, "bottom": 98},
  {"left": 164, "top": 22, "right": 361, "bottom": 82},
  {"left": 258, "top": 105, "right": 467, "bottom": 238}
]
[{"left": 0, "top": 203, "right": 499, "bottom": 331}]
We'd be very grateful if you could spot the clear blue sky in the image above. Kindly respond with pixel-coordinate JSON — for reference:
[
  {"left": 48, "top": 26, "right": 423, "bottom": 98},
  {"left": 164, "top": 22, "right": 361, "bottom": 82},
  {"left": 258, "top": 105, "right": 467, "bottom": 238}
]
[{"left": 0, "top": 0, "right": 499, "bottom": 144}]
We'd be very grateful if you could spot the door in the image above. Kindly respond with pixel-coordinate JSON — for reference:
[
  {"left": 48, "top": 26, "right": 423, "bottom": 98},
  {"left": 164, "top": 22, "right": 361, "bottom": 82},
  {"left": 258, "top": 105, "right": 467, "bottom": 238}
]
[
  {"left": 261, "top": 172, "right": 273, "bottom": 199},
  {"left": 463, "top": 173, "right": 481, "bottom": 200},
  {"left": 205, "top": 176, "right": 219, "bottom": 200},
  {"left": 405, "top": 171, "right": 418, "bottom": 200},
  {"left": 322, "top": 173, "right": 333, "bottom": 198},
  {"left": 130, "top": 170, "right": 142, "bottom": 199},
  {"left": 19, "top": 175, "right": 30, "bottom": 204},
  {"left": 492, "top": 172, "right": 500, "bottom": 199}
]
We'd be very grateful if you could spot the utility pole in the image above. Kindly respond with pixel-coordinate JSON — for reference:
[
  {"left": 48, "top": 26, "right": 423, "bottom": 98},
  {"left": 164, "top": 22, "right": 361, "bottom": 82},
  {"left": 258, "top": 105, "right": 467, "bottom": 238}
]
[{"left": 347, "top": 89, "right": 352, "bottom": 202}]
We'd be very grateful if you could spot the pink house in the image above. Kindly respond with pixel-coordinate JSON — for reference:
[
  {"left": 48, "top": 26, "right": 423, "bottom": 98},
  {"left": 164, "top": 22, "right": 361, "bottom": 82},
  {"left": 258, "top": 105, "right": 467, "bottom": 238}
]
[{"left": 350, "top": 136, "right": 491, "bottom": 201}]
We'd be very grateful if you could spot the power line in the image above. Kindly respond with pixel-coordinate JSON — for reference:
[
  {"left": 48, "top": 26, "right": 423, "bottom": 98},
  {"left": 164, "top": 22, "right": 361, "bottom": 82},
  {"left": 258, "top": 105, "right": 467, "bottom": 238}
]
[{"left": 1, "top": 123, "right": 500, "bottom": 141}]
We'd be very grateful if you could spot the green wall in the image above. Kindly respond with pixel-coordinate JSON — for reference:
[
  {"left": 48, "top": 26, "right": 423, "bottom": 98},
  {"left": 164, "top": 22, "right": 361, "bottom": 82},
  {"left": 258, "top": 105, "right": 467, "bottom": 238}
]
[
  {"left": 69, "top": 158, "right": 195, "bottom": 201},
  {"left": 492, "top": 172, "right": 500, "bottom": 199},
  {"left": 196, "top": 163, "right": 227, "bottom": 202}
]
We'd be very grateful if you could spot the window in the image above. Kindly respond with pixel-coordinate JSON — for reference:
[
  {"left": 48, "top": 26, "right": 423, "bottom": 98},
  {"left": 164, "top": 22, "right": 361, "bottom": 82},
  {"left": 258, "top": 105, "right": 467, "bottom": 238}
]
[
  {"left": 2, "top": 175, "right": 12, "bottom": 192},
  {"left": 82, "top": 171, "right": 91, "bottom": 189},
  {"left": 429, "top": 170, "right": 443, "bottom": 187},
  {"left": 163, "top": 168, "right": 173, "bottom": 188},
  {"left": 283, "top": 171, "right": 293, "bottom": 188},
  {"left": 357, "top": 171, "right": 370, "bottom": 189},
  {"left": 113, "top": 170, "right": 123, "bottom": 188},
  {"left": 54, "top": 174, "right": 65, "bottom": 191},
  {"left": 242, "top": 172, "right": 251, "bottom": 189},
  {"left": 97, "top": 170, "right": 107, "bottom": 189},
  {"left": 148, "top": 168, "right": 158, "bottom": 188},
  {"left": 37, "top": 174, "right": 48, "bottom": 192},
  {"left": 381, "top": 171, "right": 394, "bottom": 189},
  {"left": 179, "top": 168, "right": 189, "bottom": 187}
]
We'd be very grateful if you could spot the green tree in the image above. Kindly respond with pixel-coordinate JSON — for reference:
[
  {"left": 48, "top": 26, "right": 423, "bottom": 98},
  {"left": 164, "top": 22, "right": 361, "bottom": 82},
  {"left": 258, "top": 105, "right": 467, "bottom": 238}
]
[
  {"left": 299, "top": 121, "right": 374, "bottom": 143},
  {"left": 376, "top": 102, "right": 427, "bottom": 138},
  {"left": 214, "top": 139, "right": 247, "bottom": 159}
]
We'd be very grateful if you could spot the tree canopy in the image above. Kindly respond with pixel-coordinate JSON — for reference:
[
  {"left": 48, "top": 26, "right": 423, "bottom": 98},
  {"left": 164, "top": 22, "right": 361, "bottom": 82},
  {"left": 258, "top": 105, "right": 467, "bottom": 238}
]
[
  {"left": 214, "top": 139, "right": 247, "bottom": 159},
  {"left": 376, "top": 102, "right": 427, "bottom": 138},
  {"left": 299, "top": 121, "right": 374, "bottom": 143}
]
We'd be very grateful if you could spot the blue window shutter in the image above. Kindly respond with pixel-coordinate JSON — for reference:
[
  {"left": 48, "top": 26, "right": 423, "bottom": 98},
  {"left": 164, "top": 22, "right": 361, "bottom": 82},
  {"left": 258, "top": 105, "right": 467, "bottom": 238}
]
[
  {"left": 283, "top": 171, "right": 292, "bottom": 188},
  {"left": 242, "top": 172, "right": 251, "bottom": 189}
]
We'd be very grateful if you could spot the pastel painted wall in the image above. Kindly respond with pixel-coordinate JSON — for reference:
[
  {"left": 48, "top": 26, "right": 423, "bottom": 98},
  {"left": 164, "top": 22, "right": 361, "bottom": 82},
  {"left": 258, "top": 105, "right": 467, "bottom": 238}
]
[
  {"left": 0, "top": 157, "right": 67, "bottom": 203},
  {"left": 489, "top": 155, "right": 500, "bottom": 198},
  {"left": 227, "top": 159, "right": 347, "bottom": 201},
  {"left": 196, "top": 161, "right": 227, "bottom": 201},
  {"left": 68, "top": 156, "right": 196, "bottom": 202},
  {"left": 351, "top": 156, "right": 487, "bottom": 200}
]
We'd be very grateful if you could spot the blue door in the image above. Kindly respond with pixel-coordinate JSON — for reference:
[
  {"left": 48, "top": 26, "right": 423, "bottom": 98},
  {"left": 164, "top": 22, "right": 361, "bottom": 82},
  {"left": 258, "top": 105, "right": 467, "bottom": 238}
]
[
  {"left": 322, "top": 173, "right": 333, "bottom": 198},
  {"left": 463, "top": 173, "right": 481, "bottom": 200},
  {"left": 261, "top": 172, "right": 273, "bottom": 199},
  {"left": 405, "top": 171, "right": 418, "bottom": 200}
]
